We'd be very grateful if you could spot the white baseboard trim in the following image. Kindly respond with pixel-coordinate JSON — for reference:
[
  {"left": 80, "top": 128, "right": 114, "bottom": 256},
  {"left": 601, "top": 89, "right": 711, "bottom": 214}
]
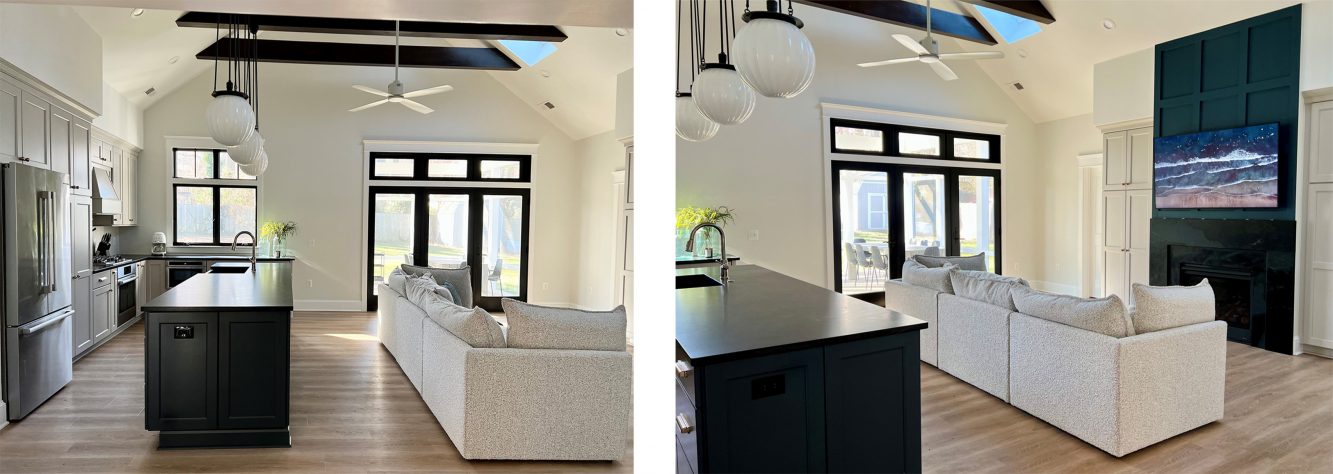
[
  {"left": 1300, "top": 344, "right": 1333, "bottom": 359},
  {"left": 1030, "top": 280, "right": 1082, "bottom": 296},
  {"left": 0, "top": 402, "right": 7, "bottom": 431},
  {"left": 294, "top": 299, "right": 364, "bottom": 312}
]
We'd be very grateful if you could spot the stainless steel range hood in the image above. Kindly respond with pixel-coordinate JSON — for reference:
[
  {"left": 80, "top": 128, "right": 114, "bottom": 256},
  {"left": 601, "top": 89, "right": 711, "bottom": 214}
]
[{"left": 91, "top": 167, "right": 122, "bottom": 215}]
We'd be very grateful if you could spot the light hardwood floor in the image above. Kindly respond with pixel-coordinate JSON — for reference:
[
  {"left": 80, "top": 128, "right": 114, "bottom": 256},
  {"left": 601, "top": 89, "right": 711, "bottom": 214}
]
[
  {"left": 0, "top": 312, "right": 631, "bottom": 473},
  {"left": 922, "top": 341, "right": 1333, "bottom": 473}
]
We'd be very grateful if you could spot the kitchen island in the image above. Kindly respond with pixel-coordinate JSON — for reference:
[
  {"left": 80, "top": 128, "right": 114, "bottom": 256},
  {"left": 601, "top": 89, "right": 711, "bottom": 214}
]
[
  {"left": 141, "top": 262, "right": 293, "bottom": 448},
  {"left": 675, "top": 265, "right": 927, "bottom": 474}
]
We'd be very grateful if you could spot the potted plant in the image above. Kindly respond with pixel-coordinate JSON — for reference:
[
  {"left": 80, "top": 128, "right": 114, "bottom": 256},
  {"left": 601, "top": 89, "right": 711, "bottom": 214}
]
[
  {"left": 676, "top": 206, "right": 735, "bottom": 258},
  {"left": 260, "top": 220, "right": 298, "bottom": 257}
]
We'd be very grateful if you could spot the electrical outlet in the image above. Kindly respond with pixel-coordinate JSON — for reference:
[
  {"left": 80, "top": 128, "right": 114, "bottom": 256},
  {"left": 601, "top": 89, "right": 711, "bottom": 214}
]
[
  {"left": 542, "top": 282, "right": 550, "bottom": 290},
  {"left": 749, "top": 229, "right": 760, "bottom": 241}
]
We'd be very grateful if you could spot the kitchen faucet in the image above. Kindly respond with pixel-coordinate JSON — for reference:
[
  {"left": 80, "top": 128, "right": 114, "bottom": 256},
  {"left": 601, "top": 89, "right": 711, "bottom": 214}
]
[
  {"left": 231, "top": 231, "right": 257, "bottom": 268},
  {"left": 685, "top": 223, "right": 730, "bottom": 283}
]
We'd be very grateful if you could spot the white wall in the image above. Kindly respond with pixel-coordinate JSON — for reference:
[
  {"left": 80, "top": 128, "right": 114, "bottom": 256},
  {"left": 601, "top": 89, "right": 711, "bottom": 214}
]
[
  {"left": 1300, "top": 0, "right": 1333, "bottom": 92},
  {"left": 126, "top": 63, "right": 589, "bottom": 309},
  {"left": 0, "top": 3, "right": 102, "bottom": 113},
  {"left": 676, "top": 7, "right": 1041, "bottom": 286},
  {"left": 1092, "top": 49, "right": 1154, "bottom": 127},
  {"left": 1033, "top": 114, "right": 1105, "bottom": 292},
  {"left": 573, "top": 131, "right": 626, "bottom": 309},
  {"left": 93, "top": 82, "right": 143, "bottom": 147}
]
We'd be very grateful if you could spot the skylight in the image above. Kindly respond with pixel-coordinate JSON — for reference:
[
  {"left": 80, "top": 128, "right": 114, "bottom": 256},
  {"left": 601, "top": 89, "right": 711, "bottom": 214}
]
[
  {"left": 498, "top": 40, "right": 557, "bottom": 67},
  {"left": 973, "top": 5, "right": 1041, "bottom": 43}
]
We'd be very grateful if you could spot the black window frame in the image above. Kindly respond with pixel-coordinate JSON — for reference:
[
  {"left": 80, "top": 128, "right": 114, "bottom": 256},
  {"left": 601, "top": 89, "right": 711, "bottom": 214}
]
[
  {"left": 368, "top": 152, "right": 532, "bottom": 182},
  {"left": 830, "top": 118, "right": 1003, "bottom": 164},
  {"left": 171, "top": 183, "right": 258, "bottom": 247},
  {"left": 171, "top": 147, "right": 259, "bottom": 181}
]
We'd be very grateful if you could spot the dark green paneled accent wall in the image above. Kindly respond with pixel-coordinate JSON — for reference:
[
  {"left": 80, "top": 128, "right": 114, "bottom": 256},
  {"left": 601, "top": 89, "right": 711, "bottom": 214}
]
[{"left": 1153, "top": 5, "right": 1301, "bottom": 220}]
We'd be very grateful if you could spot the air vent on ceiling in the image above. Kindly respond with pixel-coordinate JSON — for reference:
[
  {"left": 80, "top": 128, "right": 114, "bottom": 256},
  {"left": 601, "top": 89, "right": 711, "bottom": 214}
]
[
  {"left": 1011, "top": 82, "right": 1025, "bottom": 91},
  {"left": 144, "top": 87, "right": 156, "bottom": 96},
  {"left": 543, "top": 101, "right": 556, "bottom": 110}
]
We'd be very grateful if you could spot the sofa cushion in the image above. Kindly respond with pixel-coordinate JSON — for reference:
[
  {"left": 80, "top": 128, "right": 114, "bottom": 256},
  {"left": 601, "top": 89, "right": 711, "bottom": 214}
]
[
  {"left": 420, "top": 291, "right": 506, "bottom": 348},
  {"left": 1011, "top": 286, "right": 1134, "bottom": 338},
  {"left": 402, "top": 264, "right": 474, "bottom": 307},
  {"left": 387, "top": 268, "right": 409, "bottom": 295},
  {"left": 502, "top": 299, "right": 627, "bottom": 351},
  {"left": 903, "top": 260, "right": 955, "bottom": 293},
  {"left": 914, "top": 253, "right": 987, "bottom": 271},
  {"left": 434, "top": 285, "right": 458, "bottom": 306},
  {"left": 1131, "top": 279, "right": 1215, "bottom": 334},
  {"left": 405, "top": 274, "right": 441, "bottom": 307},
  {"left": 950, "top": 269, "right": 1028, "bottom": 311}
]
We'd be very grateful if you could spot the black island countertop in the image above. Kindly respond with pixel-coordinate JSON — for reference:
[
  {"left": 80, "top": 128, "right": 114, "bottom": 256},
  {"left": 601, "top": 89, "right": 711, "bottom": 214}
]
[
  {"left": 141, "top": 262, "right": 294, "bottom": 312},
  {"left": 676, "top": 265, "right": 927, "bottom": 364}
]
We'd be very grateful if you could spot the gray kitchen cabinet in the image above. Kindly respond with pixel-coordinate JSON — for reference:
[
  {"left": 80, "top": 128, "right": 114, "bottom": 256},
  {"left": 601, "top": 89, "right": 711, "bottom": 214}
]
[
  {"left": 71, "top": 195, "right": 94, "bottom": 356},
  {"left": 147, "top": 260, "right": 167, "bottom": 301},
  {"left": 0, "top": 76, "right": 18, "bottom": 163},
  {"left": 49, "top": 106, "right": 71, "bottom": 178},
  {"left": 92, "top": 275, "right": 114, "bottom": 342},
  {"left": 70, "top": 118, "right": 91, "bottom": 196},
  {"left": 137, "top": 261, "right": 148, "bottom": 316},
  {"left": 115, "top": 151, "right": 137, "bottom": 226},
  {"left": 72, "top": 275, "right": 92, "bottom": 355},
  {"left": 19, "top": 90, "right": 50, "bottom": 169}
]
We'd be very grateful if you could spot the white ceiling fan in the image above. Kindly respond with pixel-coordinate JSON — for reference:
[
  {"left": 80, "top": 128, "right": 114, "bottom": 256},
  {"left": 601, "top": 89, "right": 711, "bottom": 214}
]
[
  {"left": 350, "top": 20, "right": 453, "bottom": 114},
  {"left": 857, "top": 0, "right": 1004, "bottom": 81}
]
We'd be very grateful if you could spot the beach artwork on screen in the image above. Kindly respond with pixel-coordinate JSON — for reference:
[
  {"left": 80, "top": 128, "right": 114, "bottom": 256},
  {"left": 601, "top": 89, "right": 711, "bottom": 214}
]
[{"left": 1153, "top": 123, "right": 1279, "bottom": 209}]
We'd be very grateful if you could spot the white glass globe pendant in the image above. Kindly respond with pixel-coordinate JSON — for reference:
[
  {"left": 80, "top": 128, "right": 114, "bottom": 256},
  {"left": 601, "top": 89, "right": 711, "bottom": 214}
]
[
  {"left": 733, "top": 1, "right": 816, "bottom": 98},
  {"left": 238, "top": 149, "right": 268, "bottom": 176},
  {"left": 206, "top": 90, "right": 256, "bottom": 146},
  {"left": 676, "top": 93, "right": 720, "bottom": 142},
  {"left": 693, "top": 59, "right": 756, "bottom": 125},
  {"left": 227, "top": 130, "right": 264, "bottom": 165}
]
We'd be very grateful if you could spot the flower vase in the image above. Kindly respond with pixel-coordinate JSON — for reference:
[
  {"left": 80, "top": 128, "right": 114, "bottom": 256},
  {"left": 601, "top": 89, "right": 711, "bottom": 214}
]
[{"left": 272, "top": 237, "right": 286, "bottom": 258}]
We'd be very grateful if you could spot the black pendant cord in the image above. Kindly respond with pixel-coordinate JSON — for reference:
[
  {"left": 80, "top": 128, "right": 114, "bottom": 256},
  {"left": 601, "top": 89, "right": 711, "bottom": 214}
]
[
  {"left": 697, "top": 0, "right": 707, "bottom": 69},
  {"left": 212, "top": 14, "right": 219, "bottom": 92},
  {"left": 676, "top": 0, "right": 682, "bottom": 94}
]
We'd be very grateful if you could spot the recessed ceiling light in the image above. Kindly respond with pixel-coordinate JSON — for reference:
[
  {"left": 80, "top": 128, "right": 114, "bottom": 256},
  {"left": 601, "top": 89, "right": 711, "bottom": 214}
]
[
  {"left": 1102, "top": 19, "right": 1116, "bottom": 30},
  {"left": 168, "top": 56, "right": 179, "bottom": 64},
  {"left": 540, "top": 70, "right": 551, "bottom": 78},
  {"left": 1017, "top": 49, "right": 1028, "bottom": 58},
  {"left": 614, "top": 28, "right": 629, "bottom": 37},
  {"left": 131, "top": 8, "right": 145, "bottom": 17}
]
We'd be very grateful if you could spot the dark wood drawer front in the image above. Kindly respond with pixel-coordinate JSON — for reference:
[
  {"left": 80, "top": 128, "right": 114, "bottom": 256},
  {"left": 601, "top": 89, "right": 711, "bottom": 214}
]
[
  {"left": 675, "top": 380, "right": 699, "bottom": 474},
  {"left": 702, "top": 348, "right": 825, "bottom": 473},
  {"left": 825, "top": 333, "right": 922, "bottom": 473},
  {"left": 146, "top": 312, "right": 217, "bottom": 431}
]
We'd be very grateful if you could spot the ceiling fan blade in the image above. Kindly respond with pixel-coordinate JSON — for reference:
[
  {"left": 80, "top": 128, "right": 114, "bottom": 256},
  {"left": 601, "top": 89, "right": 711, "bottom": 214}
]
[
  {"left": 928, "top": 61, "right": 959, "bottom": 81},
  {"left": 893, "top": 34, "right": 929, "bottom": 55},
  {"left": 353, "top": 85, "right": 390, "bottom": 97},
  {"left": 400, "top": 99, "right": 434, "bottom": 114},
  {"left": 403, "top": 84, "right": 454, "bottom": 98},
  {"left": 858, "top": 57, "right": 921, "bottom": 68},
  {"left": 349, "top": 99, "right": 389, "bottom": 112},
  {"left": 938, "top": 51, "right": 1005, "bottom": 60}
]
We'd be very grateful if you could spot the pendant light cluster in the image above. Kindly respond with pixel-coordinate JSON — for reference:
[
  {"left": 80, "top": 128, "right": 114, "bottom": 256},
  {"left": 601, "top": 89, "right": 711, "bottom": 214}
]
[
  {"left": 204, "top": 15, "right": 268, "bottom": 176},
  {"left": 676, "top": 0, "right": 815, "bottom": 142}
]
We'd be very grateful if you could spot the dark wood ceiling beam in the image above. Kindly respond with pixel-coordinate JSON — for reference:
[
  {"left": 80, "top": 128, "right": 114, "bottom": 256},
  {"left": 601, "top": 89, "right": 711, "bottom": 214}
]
[
  {"left": 196, "top": 38, "right": 521, "bottom": 71},
  {"left": 177, "top": 12, "right": 567, "bottom": 42},
  {"left": 793, "top": 0, "right": 998, "bottom": 45},
  {"left": 954, "top": 0, "right": 1055, "bottom": 24}
]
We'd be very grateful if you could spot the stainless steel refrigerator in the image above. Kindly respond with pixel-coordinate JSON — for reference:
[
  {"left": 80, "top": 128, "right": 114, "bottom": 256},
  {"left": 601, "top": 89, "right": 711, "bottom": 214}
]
[{"left": 2, "top": 163, "right": 73, "bottom": 421}]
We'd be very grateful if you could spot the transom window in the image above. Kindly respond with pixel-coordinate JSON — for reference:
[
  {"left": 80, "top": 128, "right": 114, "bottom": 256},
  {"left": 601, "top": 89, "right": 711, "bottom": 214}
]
[
  {"left": 369, "top": 152, "right": 531, "bottom": 182},
  {"left": 171, "top": 148, "right": 258, "bottom": 246},
  {"left": 830, "top": 118, "right": 1002, "bottom": 164}
]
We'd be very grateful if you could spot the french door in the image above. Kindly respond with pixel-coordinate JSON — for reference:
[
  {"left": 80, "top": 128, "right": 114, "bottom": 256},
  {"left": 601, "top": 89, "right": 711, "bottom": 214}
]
[
  {"left": 367, "top": 186, "right": 530, "bottom": 311},
  {"left": 831, "top": 161, "right": 1000, "bottom": 294}
]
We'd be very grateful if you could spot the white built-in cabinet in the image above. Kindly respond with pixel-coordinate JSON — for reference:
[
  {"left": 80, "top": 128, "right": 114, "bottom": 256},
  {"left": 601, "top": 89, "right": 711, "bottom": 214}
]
[
  {"left": 92, "top": 129, "right": 139, "bottom": 227},
  {"left": 1101, "top": 125, "right": 1154, "bottom": 300},
  {"left": 1303, "top": 100, "right": 1333, "bottom": 352},
  {"left": 614, "top": 145, "right": 634, "bottom": 342}
]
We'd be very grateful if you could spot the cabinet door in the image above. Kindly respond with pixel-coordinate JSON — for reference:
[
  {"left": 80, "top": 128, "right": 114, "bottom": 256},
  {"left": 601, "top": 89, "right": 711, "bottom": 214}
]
[
  {"left": 1127, "top": 190, "right": 1152, "bottom": 253},
  {"left": 0, "top": 77, "right": 19, "bottom": 163},
  {"left": 825, "top": 333, "right": 921, "bottom": 473},
  {"left": 1103, "top": 130, "right": 1128, "bottom": 188},
  {"left": 112, "top": 148, "right": 125, "bottom": 225},
  {"left": 70, "top": 119, "right": 91, "bottom": 195},
  {"left": 91, "top": 280, "right": 113, "bottom": 341},
  {"left": 137, "top": 262, "right": 147, "bottom": 315},
  {"left": 1102, "top": 191, "right": 1127, "bottom": 250},
  {"left": 145, "top": 312, "right": 218, "bottom": 431},
  {"left": 1127, "top": 127, "right": 1154, "bottom": 189},
  {"left": 71, "top": 196, "right": 92, "bottom": 278},
  {"left": 20, "top": 91, "right": 50, "bottom": 168},
  {"left": 218, "top": 311, "right": 290, "bottom": 429},
  {"left": 1304, "top": 184, "right": 1333, "bottom": 348},
  {"left": 49, "top": 107, "right": 71, "bottom": 178},
  {"left": 1103, "top": 250, "right": 1128, "bottom": 299},
  {"left": 701, "top": 348, "right": 825, "bottom": 473},
  {"left": 71, "top": 275, "right": 93, "bottom": 355},
  {"left": 124, "top": 153, "right": 137, "bottom": 225},
  {"left": 149, "top": 261, "right": 168, "bottom": 301}
]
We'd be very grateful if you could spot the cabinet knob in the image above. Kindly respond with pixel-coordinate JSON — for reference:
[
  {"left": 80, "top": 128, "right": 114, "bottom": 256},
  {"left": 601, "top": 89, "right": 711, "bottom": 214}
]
[
  {"left": 676, "top": 413, "right": 694, "bottom": 434},
  {"left": 675, "top": 360, "right": 693, "bottom": 378}
]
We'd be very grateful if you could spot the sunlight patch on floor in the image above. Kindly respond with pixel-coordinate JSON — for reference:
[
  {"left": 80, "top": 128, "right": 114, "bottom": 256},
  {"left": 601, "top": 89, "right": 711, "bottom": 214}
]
[{"left": 324, "top": 333, "right": 379, "bottom": 342}]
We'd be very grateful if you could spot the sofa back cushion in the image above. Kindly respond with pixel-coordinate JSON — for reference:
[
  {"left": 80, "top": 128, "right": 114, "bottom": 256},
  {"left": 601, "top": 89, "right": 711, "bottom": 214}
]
[
  {"left": 405, "top": 274, "right": 441, "bottom": 307},
  {"left": 950, "top": 269, "right": 1028, "bottom": 311},
  {"left": 902, "top": 260, "right": 955, "bottom": 293},
  {"left": 1011, "top": 286, "right": 1134, "bottom": 338},
  {"left": 1131, "top": 279, "right": 1215, "bottom": 334},
  {"left": 420, "top": 291, "right": 506, "bottom": 348},
  {"left": 401, "top": 264, "right": 474, "bottom": 307},
  {"left": 914, "top": 253, "right": 987, "bottom": 271},
  {"left": 502, "top": 299, "right": 627, "bottom": 351},
  {"left": 387, "top": 267, "right": 409, "bottom": 295}
]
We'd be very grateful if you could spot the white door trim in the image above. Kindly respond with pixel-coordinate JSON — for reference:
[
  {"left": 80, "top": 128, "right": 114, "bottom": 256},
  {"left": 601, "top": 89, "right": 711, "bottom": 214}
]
[{"left": 1079, "top": 153, "right": 1104, "bottom": 298}]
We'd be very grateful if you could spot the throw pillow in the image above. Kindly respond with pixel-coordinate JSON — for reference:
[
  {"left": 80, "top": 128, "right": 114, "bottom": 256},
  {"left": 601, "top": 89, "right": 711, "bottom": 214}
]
[
  {"left": 404, "top": 274, "right": 441, "bottom": 308},
  {"left": 949, "top": 269, "right": 1027, "bottom": 311},
  {"left": 913, "top": 253, "right": 988, "bottom": 271},
  {"left": 1131, "top": 279, "right": 1215, "bottom": 334},
  {"left": 434, "top": 286, "right": 457, "bottom": 306},
  {"left": 902, "top": 259, "right": 955, "bottom": 293},
  {"left": 1011, "top": 286, "right": 1135, "bottom": 338},
  {"left": 386, "top": 267, "right": 409, "bottom": 295},
  {"left": 401, "top": 264, "right": 474, "bottom": 307},
  {"left": 502, "top": 299, "right": 627, "bottom": 351},
  {"left": 419, "top": 291, "right": 506, "bottom": 348}
]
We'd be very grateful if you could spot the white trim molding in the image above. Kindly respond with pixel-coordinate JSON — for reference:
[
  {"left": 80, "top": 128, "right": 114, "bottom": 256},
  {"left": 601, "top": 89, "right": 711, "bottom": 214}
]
[
  {"left": 820, "top": 102, "right": 1008, "bottom": 135},
  {"left": 1097, "top": 117, "right": 1154, "bottom": 134}
]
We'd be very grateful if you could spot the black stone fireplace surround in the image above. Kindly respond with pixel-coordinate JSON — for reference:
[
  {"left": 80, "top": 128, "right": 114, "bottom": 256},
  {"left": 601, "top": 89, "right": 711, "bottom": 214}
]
[{"left": 1150, "top": 218, "right": 1295, "bottom": 354}]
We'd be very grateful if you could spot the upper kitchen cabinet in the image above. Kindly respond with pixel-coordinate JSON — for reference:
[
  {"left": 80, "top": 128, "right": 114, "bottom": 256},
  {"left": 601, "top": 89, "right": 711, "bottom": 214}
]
[
  {"left": 0, "top": 71, "right": 96, "bottom": 175},
  {"left": 70, "top": 119, "right": 91, "bottom": 196},
  {"left": 0, "top": 77, "right": 18, "bottom": 163},
  {"left": 19, "top": 90, "right": 51, "bottom": 168},
  {"left": 93, "top": 129, "right": 140, "bottom": 227},
  {"left": 49, "top": 106, "right": 71, "bottom": 178}
]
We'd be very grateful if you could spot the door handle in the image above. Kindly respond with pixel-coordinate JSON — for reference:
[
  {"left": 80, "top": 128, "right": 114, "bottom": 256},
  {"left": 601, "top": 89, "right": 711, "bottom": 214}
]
[
  {"left": 20, "top": 308, "right": 74, "bottom": 335},
  {"left": 676, "top": 413, "right": 694, "bottom": 434},
  {"left": 675, "top": 360, "right": 693, "bottom": 378}
]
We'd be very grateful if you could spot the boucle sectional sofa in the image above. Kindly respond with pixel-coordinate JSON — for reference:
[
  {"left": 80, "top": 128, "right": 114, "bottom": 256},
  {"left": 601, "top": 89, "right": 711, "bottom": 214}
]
[
  {"left": 885, "top": 255, "right": 1226, "bottom": 457},
  {"left": 376, "top": 267, "right": 631, "bottom": 461}
]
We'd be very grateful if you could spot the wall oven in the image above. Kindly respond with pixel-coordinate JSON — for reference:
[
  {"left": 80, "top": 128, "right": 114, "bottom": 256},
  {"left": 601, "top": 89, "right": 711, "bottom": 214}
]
[
  {"left": 166, "top": 261, "right": 205, "bottom": 288},
  {"left": 115, "top": 264, "right": 137, "bottom": 327}
]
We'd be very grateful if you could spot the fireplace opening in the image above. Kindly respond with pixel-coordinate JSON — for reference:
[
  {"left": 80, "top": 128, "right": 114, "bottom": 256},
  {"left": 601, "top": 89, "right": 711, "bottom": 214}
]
[{"left": 1178, "top": 263, "right": 1255, "bottom": 342}]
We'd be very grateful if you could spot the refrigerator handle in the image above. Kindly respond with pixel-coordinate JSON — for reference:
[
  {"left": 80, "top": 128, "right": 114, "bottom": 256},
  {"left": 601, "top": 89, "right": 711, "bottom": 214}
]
[
  {"left": 19, "top": 307, "right": 74, "bottom": 335},
  {"left": 46, "top": 191, "right": 57, "bottom": 293},
  {"left": 36, "top": 191, "right": 47, "bottom": 292}
]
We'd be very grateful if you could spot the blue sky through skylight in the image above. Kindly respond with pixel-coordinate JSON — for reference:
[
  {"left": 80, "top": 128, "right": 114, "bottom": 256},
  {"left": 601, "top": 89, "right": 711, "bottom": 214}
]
[
  {"left": 498, "top": 40, "right": 557, "bottom": 66},
  {"left": 973, "top": 5, "right": 1041, "bottom": 43}
]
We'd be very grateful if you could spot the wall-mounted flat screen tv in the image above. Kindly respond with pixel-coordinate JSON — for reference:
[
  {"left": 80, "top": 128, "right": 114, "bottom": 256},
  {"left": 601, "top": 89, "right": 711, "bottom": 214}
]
[{"left": 1153, "top": 123, "right": 1279, "bottom": 209}]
